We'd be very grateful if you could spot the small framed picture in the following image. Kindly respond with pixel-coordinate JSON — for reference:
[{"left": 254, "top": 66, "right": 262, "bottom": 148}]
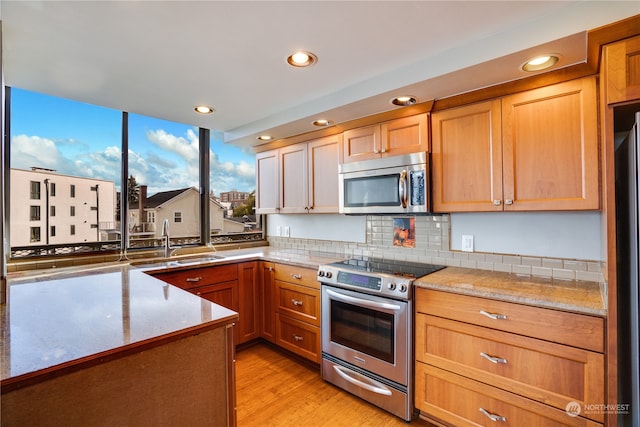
[{"left": 393, "top": 217, "right": 415, "bottom": 248}]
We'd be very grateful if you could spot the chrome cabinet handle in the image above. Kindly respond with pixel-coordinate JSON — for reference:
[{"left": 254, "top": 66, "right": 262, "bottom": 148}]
[
  {"left": 480, "top": 352, "right": 508, "bottom": 364},
  {"left": 290, "top": 273, "right": 302, "bottom": 279},
  {"left": 480, "top": 310, "right": 507, "bottom": 320},
  {"left": 504, "top": 199, "right": 513, "bottom": 205},
  {"left": 373, "top": 149, "right": 379, "bottom": 154},
  {"left": 292, "top": 334, "right": 303, "bottom": 341},
  {"left": 479, "top": 407, "right": 507, "bottom": 422},
  {"left": 493, "top": 199, "right": 501, "bottom": 206},
  {"left": 291, "top": 299, "right": 303, "bottom": 307},
  {"left": 186, "top": 277, "right": 202, "bottom": 282}
]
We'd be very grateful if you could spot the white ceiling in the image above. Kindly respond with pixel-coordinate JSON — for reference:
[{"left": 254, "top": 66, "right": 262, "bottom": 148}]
[{"left": 2, "top": 1, "right": 639, "bottom": 148}]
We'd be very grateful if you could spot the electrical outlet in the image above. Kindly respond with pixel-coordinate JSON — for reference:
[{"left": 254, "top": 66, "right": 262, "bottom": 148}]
[
  {"left": 461, "top": 235, "right": 474, "bottom": 252},
  {"left": 283, "top": 226, "right": 290, "bottom": 237}
]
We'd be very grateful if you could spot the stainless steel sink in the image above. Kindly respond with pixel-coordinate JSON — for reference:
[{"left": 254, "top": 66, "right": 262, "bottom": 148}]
[
  {"left": 131, "top": 254, "right": 225, "bottom": 269},
  {"left": 173, "top": 255, "right": 225, "bottom": 265}
]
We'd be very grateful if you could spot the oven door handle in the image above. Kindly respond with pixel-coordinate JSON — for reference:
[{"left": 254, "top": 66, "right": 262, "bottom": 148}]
[
  {"left": 332, "top": 365, "right": 393, "bottom": 396},
  {"left": 326, "top": 288, "right": 402, "bottom": 311}
]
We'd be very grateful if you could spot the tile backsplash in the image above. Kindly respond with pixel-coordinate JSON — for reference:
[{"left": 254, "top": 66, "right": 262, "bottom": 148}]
[{"left": 267, "top": 214, "right": 603, "bottom": 283}]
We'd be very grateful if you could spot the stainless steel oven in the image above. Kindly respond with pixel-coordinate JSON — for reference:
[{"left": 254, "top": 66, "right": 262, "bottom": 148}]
[{"left": 318, "top": 257, "right": 444, "bottom": 421}]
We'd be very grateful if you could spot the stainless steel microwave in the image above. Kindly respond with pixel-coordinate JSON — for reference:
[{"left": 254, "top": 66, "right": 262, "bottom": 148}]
[{"left": 338, "top": 152, "right": 429, "bottom": 214}]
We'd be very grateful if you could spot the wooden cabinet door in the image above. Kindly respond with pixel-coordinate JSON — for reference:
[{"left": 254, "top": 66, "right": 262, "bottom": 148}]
[
  {"left": 342, "top": 124, "right": 380, "bottom": 163},
  {"left": 259, "top": 262, "right": 276, "bottom": 343},
  {"left": 431, "top": 100, "right": 503, "bottom": 212},
  {"left": 237, "top": 262, "right": 259, "bottom": 344},
  {"left": 255, "top": 149, "right": 279, "bottom": 214},
  {"left": 279, "top": 144, "right": 308, "bottom": 213},
  {"left": 380, "top": 113, "right": 429, "bottom": 157},
  {"left": 605, "top": 35, "right": 640, "bottom": 104},
  {"left": 307, "top": 134, "right": 342, "bottom": 213},
  {"left": 194, "top": 281, "right": 239, "bottom": 312},
  {"left": 502, "top": 77, "right": 599, "bottom": 211}
]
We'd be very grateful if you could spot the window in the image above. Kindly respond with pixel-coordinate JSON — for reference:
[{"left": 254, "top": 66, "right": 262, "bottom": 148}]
[
  {"left": 30, "top": 227, "right": 41, "bottom": 242},
  {"left": 70, "top": 225, "right": 76, "bottom": 235},
  {"left": 9, "top": 87, "right": 260, "bottom": 259},
  {"left": 10, "top": 88, "right": 121, "bottom": 252},
  {"left": 90, "top": 224, "right": 98, "bottom": 229},
  {"left": 51, "top": 226, "right": 56, "bottom": 237},
  {"left": 30, "top": 205, "right": 41, "bottom": 221},
  {"left": 30, "top": 181, "right": 41, "bottom": 199}
]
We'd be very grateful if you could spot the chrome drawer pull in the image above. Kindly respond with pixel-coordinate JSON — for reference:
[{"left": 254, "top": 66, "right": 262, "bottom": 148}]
[
  {"left": 291, "top": 299, "right": 303, "bottom": 307},
  {"left": 185, "top": 277, "right": 203, "bottom": 282},
  {"left": 290, "top": 273, "right": 302, "bottom": 279},
  {"left": 480, "top": 352, "right": 508, "bottom": 364},
  {"left": 479, "top": 407, "right": 507, "bottom": 422},
  {"left": 480, "top": 310, "right": 507, "bottom": 320},
  {"left": 292, "top": 334, "right": 303, "bottom": 341}
]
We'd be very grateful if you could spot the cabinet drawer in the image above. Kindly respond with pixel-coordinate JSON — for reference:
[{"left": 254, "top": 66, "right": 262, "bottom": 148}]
[
  {"left": 276, "top": 314, "right": 321, "bottom": 363},
  {"left": 276, "top": 281, "right": 321, "bottom": 326},
  {"left": 274, "top": 264, "right": 319, "bottom": 289},
  {"left": 416, "top": 314, "right": 604, "bottom": 423},
  {"left": 416, "top": 289, "right": 604, "bottom": 352},
  {"left": 415, "top": 363, "right": 602, "bottom": 427},
  {"left": 152, "top": 264, "right": 238, "bottom": 290}
]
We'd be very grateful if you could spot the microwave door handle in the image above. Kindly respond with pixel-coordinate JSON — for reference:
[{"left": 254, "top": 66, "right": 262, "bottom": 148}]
[
  {"left": 326, "top": 288, "right": 402, "bottom": 311},
  {"left": 399, "top": 170, "right": 407, "bottom": 208}
]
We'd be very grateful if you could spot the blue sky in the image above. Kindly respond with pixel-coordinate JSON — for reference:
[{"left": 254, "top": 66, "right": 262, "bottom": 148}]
[{"left": 10, "top": 88, "right": 256, "bottom": 196}]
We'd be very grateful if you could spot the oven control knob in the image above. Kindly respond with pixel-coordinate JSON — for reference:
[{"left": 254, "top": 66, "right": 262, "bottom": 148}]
[
  {"left": 318, "top": 271, "right": 325, "bottom": 277},
  {"left": 325, "top": 272, "right": 332, "bottom": 279},
  {"left": 387, "top": 282, "right": 396, "bottom": 291},
  {"left": 399, "top": 284, "right": 408, "bottom": 293}
]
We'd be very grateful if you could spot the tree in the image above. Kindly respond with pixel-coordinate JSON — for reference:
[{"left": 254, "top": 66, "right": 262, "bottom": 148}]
[
  {"left": 232, "top": 191, "right": 255, "bottom": 217},
  {"left": 127, "top": 175, "right": 139, "bottom": 205}
]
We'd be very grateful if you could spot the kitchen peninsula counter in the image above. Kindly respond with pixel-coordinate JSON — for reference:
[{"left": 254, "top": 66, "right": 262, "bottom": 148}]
[
  {"left": 1, "top": 265, "right": 239, "bottom": 427},
  {"left": 414, "top": 266, "right": 606, "bottom": 317}
]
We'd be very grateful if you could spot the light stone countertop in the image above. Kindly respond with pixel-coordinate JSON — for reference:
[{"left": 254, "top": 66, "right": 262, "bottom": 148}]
[
  {"left": 414, "top": 266, "right": 606, "bottom": 317},
  {"left": 1, "top": 246, "right": 605, "bottom": 390}
]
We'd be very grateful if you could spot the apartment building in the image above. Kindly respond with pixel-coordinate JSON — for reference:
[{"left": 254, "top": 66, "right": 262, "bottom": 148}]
[{"left": 10, "top": 168, "right": 116, "bottom": 247}]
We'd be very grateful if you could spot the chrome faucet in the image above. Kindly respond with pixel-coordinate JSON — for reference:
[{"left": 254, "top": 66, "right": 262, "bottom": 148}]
[{"left": 161, "top": 218, "right": 171, "bottom": 258}]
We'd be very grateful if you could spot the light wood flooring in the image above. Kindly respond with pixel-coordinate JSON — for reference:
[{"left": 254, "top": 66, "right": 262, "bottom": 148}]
[{"left": 235, "top": 343, "right": 436, "bottom": 427}]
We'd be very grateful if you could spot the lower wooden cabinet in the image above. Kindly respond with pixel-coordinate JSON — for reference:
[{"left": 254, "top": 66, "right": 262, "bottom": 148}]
[
  {"left": 151, "top": 262, "right": 258, "bottom": 346},
  {"left": 259, "top": 261, "right": 276, "bottom": 343},
  {"left": 415, "top": 364, "right": 601, "bottom": 427},
  {"left": 275, "top": 313, "right": 321, "bottom": 363},
  {"left": 273, "top": 263, "right": 321, "bottom": 363},
  {"left": 415, "top": 288, "right": 605, "bottom": 426}
]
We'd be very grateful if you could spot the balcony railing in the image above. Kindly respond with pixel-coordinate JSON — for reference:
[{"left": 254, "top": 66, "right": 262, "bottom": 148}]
[{"left": 10, "top": 231, "right": 264, "bottom": 259}]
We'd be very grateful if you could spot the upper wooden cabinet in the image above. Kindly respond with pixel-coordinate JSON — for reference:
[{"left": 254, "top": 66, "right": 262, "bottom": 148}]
[
  {"left": 255, "top": 149, "right": 279, "bottom": 214},
  {"left": 431, "top": 77, "right": 599, "bottom": 212},
  {"left": 342, "top": 114, "right": 429, "bottom": 163},
  {"left": 605, "top": 35, "right": 640, "bottom": 104},
  {"left": 255, "top": 134, "right": 342, "bottom": 214}
]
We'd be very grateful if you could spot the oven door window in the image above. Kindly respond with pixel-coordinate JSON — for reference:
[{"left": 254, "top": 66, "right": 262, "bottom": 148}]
[
  {"left": 343, "top": 174, "right": 400, "bottom": 207},
  {"left": 330, "top": 299, "right": 394, "bottom": 363}
]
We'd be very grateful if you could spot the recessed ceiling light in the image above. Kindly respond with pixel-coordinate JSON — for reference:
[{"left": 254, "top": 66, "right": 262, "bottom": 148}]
[
  {"left": 194, "top": 105, "right": 215, "bottom": 114},
  {"left": 312, "top": 119, "right": 332, "bottom": 127},
  {"left": 521, "top": 54, "right": 560, "bottom": 72},
  {"left": 257, "top": 135, "right": 273, "bottom": 141},
  {"left": 287, "top": 51, "right": 318, "bottom": 67},
  {"left": 391, "top": 96, "right": 417, "bottom": 107}
]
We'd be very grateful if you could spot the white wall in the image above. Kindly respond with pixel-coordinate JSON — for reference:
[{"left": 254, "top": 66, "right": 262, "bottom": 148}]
[
  {"left": 267, "top": 214, "right": 366, "bottom": 243},
  {"left": 266, "top": 211, "right": 603, "bottom": 261},
  {"left": 450, "top": 211, "right": 602, "bottom": 260}
]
